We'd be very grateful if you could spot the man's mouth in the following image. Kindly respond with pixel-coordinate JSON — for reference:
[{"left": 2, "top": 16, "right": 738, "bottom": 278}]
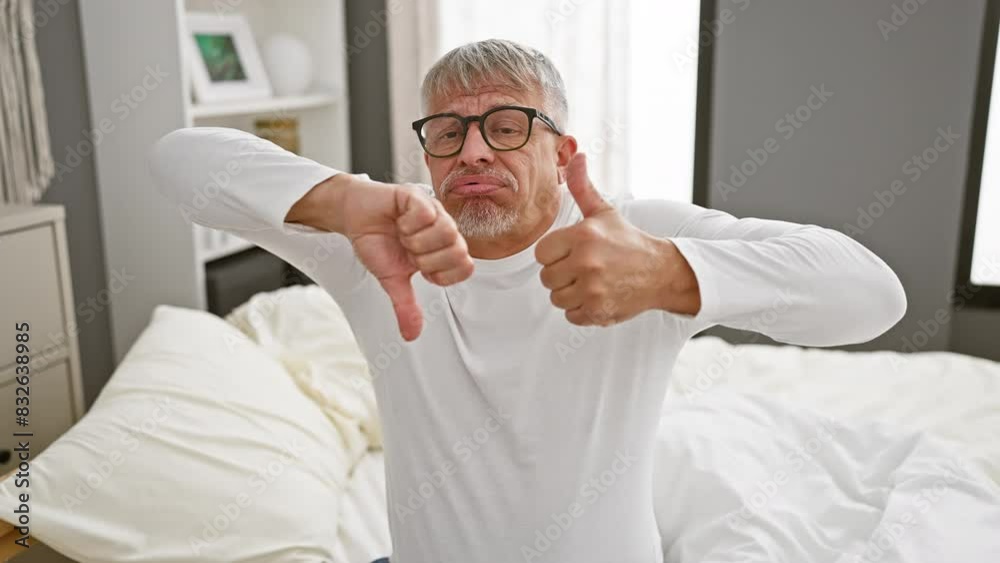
[{"left": 448, "top": 175, "right": 507, "bottom": 197}]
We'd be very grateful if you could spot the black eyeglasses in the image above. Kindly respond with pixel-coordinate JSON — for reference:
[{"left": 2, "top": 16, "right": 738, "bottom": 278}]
[{"left": 412, "top": 105, "right": 564, "bottom": 158}]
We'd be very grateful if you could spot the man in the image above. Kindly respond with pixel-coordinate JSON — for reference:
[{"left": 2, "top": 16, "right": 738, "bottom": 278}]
[{"left": 149, "top": 39, "right": 905, "bottom": 563}]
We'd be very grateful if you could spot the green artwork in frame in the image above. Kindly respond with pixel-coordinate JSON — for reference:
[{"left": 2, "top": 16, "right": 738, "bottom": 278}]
[{"left": 194, "top": 33, "right": 248, "bottom": 82}]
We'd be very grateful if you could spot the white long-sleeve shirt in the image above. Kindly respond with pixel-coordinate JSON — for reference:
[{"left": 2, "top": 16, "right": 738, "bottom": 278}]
[{"left": 148, "top": 127, "right": 906, "bottom": 563}]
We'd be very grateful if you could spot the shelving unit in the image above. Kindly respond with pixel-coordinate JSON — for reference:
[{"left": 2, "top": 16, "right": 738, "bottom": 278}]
[{"left": 79, "top": 0, "right": 351, "bottom": 361}]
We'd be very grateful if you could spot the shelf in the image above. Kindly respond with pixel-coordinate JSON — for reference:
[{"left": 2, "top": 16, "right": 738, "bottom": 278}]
[
  {"left": 194, "top": 225, "right": 257, "bottom": 263},
  {"left": 190, "top": 93, "right": 338, "bottom": 119},
  {"left": 199, "top": 238, "right": 256, "bottom": 263}
]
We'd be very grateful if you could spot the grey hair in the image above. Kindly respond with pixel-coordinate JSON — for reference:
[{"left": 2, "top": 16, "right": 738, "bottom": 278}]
[{"left": 420, "top": 39, "right": 569, "bottom": 129}]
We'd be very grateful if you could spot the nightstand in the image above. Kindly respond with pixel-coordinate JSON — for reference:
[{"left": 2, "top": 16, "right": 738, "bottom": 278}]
[{"left": 0, "top": 205, "right": 84, "bottom": 477}]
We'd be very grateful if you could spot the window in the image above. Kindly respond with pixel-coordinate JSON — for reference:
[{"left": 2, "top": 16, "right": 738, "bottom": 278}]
[
  {"left": 957, "top": 2, "right": 1000, "bottom": 306},
  {"left": 970, "top": 13, "right": 1000, "bottom": 287}
]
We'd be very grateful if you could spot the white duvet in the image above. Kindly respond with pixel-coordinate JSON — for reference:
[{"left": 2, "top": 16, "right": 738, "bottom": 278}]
[
  {"left": 227, "top": 286, "right": 1000, "bottom": 563},
  {"left": 653, "top": 392, "right": 1000, "bottom": 562}
]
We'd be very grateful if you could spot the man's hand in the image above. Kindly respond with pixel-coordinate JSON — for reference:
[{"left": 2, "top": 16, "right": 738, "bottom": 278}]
[
  {"left": 534, "top": 154, "right": 701, "bottom": 326},
  {"left": 289, "top": 175, "right": 473, "bottom": 341}
]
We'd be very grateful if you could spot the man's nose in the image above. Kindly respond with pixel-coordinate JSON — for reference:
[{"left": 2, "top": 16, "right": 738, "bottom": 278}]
[{"left": 458, "top": 122, "right": 494, "bottom": 167}]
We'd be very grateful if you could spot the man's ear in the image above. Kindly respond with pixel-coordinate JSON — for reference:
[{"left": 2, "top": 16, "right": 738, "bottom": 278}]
[
  {"left": 424, "top": 152, "right": 430, "bottom": 168},
  {"left": 556, "top": 135, "right": 578, "bottom": 184}
]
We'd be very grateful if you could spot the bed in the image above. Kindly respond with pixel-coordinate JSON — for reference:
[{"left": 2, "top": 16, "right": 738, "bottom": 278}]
[{"left": 2, "top": 284, "right": 999, "bottom": 562}]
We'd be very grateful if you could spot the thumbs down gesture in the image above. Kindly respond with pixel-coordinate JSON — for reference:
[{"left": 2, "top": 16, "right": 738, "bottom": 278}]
[{"left": 534, "top": 153, "right": 702, "bottom": 326}]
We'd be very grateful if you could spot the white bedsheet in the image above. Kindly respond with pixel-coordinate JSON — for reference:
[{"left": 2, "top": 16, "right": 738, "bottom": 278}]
[
  {"left": 330, "top": 452, "right": 391, "bottom": 563},
  {"left": 667, "top": 336, "right": 1000, "bottom": 485},
  {"left": 333, "top": 395, "right": 1000, "bottom": 563},
  {"left": 653, "top": 392, "right": 1000, "bottom": 562},
  {"left": 226, "top": 286, "right": 1000, "bottom": 563}
]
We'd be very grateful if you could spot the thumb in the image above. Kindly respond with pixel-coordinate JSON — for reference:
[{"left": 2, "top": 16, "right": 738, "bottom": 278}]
[
  {"left": 379, "top": 274, "right": 423, "bottom": 341},
  {"left": 566, "top": 153, "right": 611, "bottom": 217}
]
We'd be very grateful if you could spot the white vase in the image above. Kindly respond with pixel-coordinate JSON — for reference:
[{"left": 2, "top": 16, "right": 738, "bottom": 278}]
[{"left": 262, "top": 34, "right": 314, "bottom": 96}]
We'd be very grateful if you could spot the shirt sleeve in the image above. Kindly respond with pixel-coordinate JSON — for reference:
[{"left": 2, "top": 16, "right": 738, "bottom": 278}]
[
  {"left": 619, "top": 198, "right": 907, "bottom": 347},
  {"left": 147, "top": 126, "right": 369, "bottom": 298}
]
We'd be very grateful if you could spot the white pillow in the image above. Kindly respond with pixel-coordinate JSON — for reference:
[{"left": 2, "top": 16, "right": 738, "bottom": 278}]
[
  {"left": 224, "top": 285, "right": 381, "bottom": 453},
  {"left": 0, "top": 305, "right": 354, "bottom": 562}
]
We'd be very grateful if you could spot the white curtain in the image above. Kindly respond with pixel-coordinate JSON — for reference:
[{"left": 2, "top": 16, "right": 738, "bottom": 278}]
[
  {"left": 385, "top": 0, "right": 441, "bottom": 186},
  {"left": 0, "top": 0, "right": 54, "bottom": 205},
  {"left": 387, "top": 0, "right": 701, "bottom": 202}
]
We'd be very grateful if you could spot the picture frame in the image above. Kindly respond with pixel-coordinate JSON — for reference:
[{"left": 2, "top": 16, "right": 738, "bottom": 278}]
[{"left": 185, "top": 12, "right": 272, "bottom": 104}]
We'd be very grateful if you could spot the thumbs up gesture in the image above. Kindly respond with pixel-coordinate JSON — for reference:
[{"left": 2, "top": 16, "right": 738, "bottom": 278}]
[{"left": 534, "top": 153, "right": 702, "bottom": 325}]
